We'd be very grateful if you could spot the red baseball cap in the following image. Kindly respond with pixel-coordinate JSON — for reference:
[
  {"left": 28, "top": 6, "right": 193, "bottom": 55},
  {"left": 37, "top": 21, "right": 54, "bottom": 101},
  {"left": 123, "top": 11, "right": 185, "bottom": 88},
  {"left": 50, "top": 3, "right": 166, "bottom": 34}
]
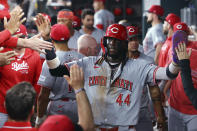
[
  {"left": 57, "top": 10, "right": 74, "bottom": 20},
  {"left": 50, "top": 24, "right": 70, "bottom": 41},
  {"left": 94, "top": 0, "right": 106, "bottom": 3},
  {"left": 0, "top": 4, "right": 10, "bottom": 19},
  {"left": 72, "top": 15, "right": 81, "bottom": 28},
  {"left": 148, "top": 5, "right": 164, "bottom": 17},
  {"left": 165, "top": 13, "right": 180, "bottom": 26},
  {"left": 41, "top": 13, "right": 51, "bottom": 22},
  {"left": 39, "top": 115, "right": 75, "bottom": 131},
  {"left": 14, "top": 24, "right": 27, "bottom": 37},
  {"left": 173, "top": 22, "right": 189, "bottom": 34},
  {"left": 127, "top": 26, "right": 139, "bottom": 39}
]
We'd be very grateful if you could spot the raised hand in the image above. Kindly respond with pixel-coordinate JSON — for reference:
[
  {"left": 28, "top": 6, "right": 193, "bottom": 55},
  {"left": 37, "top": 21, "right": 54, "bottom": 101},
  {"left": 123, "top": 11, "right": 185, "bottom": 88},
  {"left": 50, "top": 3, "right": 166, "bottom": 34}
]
[
  {"left": 0, "top": 47, "right": 16, "bottom": 66},
  {"left": 4, "top": 6, "right": 26, "bottom": 35},
  {"left": 175, "top": 42, "right": 192, "bottom": 60},
  {"left": 17, "top": 33, "right": 53, "bottom": 54},
  {"left": 35, "top": 13, "right": 51, "bottom": 40},
  {"left": 64, "top": 64, "right": 84, "bottom": 91}
]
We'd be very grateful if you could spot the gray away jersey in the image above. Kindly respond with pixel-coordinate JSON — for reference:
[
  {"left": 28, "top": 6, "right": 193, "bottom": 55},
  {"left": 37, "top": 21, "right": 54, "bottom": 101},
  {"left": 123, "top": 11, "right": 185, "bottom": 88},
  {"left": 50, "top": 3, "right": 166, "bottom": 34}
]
[
  {"left": 143, "top": 23, "right": 165, "bottom": 58},
  {"left": 65, "top": 55, "right": 158, "bottom": 126},
  {"left": 94, "top": 9, "right": 115, "bottom": 32},
  {"left": 38, "top": 51, "right": 84, "bottom": 100},
  {"left": 139, "top": 55, "right": 154, "bottom": 109},
  {"left": 68, "top": 30, "right": 82, "bottom": 50}
]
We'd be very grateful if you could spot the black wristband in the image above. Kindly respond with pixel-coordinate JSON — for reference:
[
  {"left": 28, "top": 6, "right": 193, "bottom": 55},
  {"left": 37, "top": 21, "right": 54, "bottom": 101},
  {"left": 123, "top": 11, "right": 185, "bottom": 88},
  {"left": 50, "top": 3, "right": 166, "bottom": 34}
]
[{"left": 45, "top": 47, "right": 56, "bottom": 60}]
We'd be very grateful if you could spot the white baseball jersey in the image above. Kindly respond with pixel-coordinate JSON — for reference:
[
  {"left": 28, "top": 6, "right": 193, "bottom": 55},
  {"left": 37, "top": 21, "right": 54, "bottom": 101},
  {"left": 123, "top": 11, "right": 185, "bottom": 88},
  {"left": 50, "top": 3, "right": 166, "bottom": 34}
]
[
  {"left": 143, "top": 23, "right": 165, "bottom": 58},
  {"left": 79, "top": 28, "right": 105, "bottom": 44},
  {"left": 65, "top": 54, "right": 158, "bottom": 126},
  {"left": 68, "top": 30, "right": 82, "bottom": 50},
  {"left": 94, "top": 9, "right": 115, "bottom": 32}
]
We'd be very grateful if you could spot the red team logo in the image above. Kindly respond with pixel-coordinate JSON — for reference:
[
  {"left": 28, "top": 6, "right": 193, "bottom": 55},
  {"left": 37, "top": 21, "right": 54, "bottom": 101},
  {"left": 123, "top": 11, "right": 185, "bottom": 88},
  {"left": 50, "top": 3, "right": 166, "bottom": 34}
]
[
  {"left": 110, "top": 27, "right": 119, "bottom": 33},
  {"left": 176, "top": 25, "right": 182, "bottom": 29},
  {"left": 129, "top": 28, "right": 135, "bottom": 33}
]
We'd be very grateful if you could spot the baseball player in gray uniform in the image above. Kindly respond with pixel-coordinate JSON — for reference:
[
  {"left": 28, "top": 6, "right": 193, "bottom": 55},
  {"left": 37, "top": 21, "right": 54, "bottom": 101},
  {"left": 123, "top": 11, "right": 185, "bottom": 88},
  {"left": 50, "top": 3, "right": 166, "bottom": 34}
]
[
  {"left": 79, "top": 8, "right": 105, "bottom": 45},
  {"left": 93, "top": 0, "right": 115, "bottom": 32},
  {"left": 143, "top": 5, "right": 166, "bottom": 64},
  {"left": 127, "top": 26, "right": 166, "bottom": 131},
  {"left": 45, "top": 24, "right": 180, "bottom": 131},
  {"left": 36, "top": 24, "right": 84, "bottom": 126}
]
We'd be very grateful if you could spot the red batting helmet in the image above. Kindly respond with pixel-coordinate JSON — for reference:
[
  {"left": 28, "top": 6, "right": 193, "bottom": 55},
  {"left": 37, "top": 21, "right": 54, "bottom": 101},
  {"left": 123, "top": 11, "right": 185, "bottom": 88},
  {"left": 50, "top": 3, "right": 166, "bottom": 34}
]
[
  {"left": 101, "top": 24, "right": 128, "bottom": 54},
  {"left": 127, "top": 26, "right": 139, "bottom": 39},
  {"left": 173, "top": 22, "right": 190, "bottom": 35},
  {"left": 104, "top": 24, "right": 128, "bottom": 41},
  {"left": 148, "top": 5, "right": 164, "bottom": 17},
  {"left": 165, "top": 13, "right": 180, "bottom": 26}
]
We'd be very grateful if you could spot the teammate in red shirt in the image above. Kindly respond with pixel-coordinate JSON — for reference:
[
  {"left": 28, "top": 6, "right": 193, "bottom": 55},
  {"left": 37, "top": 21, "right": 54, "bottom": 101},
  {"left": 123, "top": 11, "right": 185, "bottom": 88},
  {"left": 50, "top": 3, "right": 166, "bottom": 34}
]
[
  {"left": 159, "top": 13, "right": 180, "bottom": 67},
  {"left": 0, "top": 25, "right": 42, "bottom": 127},
  {"left": 167, "top": 22, "right": 197, "bottom": 131}
]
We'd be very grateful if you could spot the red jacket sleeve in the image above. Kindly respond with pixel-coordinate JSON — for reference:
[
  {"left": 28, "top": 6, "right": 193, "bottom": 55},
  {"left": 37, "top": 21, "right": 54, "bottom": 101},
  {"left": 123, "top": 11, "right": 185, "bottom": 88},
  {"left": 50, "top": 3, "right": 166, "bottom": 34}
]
[
  {"left": 1, "top": 37, "right": 18, "bottom": 48},
  {"left": 0, "top": 30, "right": 11, "bottom": 44}
]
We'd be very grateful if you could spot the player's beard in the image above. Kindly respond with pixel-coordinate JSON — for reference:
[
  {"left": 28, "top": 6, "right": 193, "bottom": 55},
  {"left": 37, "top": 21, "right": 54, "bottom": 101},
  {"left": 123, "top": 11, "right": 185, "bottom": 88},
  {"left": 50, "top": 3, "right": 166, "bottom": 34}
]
[
  {"left": 163, "top": 29, "right": 168, "bottom": 36},
  {"left": 106, "top": 43, "right": 127, "bottom": 63},
  {"left": 85, "top": 25, "right": 94, "bottom": 31},
  {"left": 147, "top": 19, "right": 153, "bottom": 25}
]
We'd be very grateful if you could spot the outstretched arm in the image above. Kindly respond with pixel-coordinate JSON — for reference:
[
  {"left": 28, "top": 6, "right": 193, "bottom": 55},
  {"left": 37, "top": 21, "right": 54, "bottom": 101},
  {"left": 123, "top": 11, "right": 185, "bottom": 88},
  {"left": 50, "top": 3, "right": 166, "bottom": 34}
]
[
  {"left": 64, "top": 64, "right": 95, "bottom": 131},
  {"left": 35, "top": 86, "right": 50, "bottom": 128},
  {"left": 176, "top": 43, "right": 197, "bottom": 109},
  {"left": 149, "top": 85, "right": 167, "bottom": 130}
]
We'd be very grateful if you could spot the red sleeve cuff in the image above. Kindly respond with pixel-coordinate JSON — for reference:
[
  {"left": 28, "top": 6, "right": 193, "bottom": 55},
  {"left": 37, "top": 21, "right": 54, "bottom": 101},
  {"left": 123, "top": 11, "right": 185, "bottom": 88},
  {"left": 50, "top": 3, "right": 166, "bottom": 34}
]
[
  {"left": 0, "top": 29, "right": 11, "bottom": 44},
  {"left": 2, "top": 37, "right": 18, "bottom": 48}
]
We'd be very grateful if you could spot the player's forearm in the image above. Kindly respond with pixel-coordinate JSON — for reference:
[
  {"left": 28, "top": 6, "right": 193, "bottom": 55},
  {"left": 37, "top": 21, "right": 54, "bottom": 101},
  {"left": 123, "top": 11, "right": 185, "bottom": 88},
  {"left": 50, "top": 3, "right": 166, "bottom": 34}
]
[
  {"left": 45, "top": 48, "right": 70, "bottom": 77},
  {"left": 156, "top": 63, "right": 179, "bottom": 80},
  {"left": 0, "top": 30, "right": 11, "bottom": 44},
  {"left": 76, "top": 90, "right": 95, "bottom": 131},
  {"left": 37, "top": 87, "right": 50, "bottom": 117},
  {"left": 149, "top": 86, "right": 166, "bottom": 124},
  {"left": 180, "top": 59, "right": 197, "bottom": 109},
  {"left": 154, "top": 43, "right": 162, "bottom": 65}
]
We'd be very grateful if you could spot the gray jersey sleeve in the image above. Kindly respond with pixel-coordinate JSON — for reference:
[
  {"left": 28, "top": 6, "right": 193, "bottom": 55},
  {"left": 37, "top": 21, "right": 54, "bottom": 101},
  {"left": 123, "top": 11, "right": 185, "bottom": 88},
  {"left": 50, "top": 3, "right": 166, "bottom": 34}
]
[
  {"left": 38, "top": 61, "right": 55, "bottom": 88},
  {"left": 65, "top": 57, "right": 87, "bottom": 71},
  {"left": 145, "top": 63, "right": 159, "bottom": 85},
  {"left": 94, "top": 12, "right": 103, "bottom": 26}
]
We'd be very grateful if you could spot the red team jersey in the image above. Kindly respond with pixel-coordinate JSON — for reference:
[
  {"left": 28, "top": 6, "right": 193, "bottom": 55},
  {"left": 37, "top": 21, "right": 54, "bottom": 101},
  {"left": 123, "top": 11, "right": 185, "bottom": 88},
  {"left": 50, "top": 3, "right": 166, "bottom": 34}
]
[
  {"left": 0, "top": 121, "right": 37, "bottom": 131},
  {"left": 158, "top": 37, "right": 172, "bottom": 67},
  {"left": 0, "top": 48, "right": 42, "bottom": 114},
  {"left": 168, "top": 41, "right": 197, "bottom": 114}
]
